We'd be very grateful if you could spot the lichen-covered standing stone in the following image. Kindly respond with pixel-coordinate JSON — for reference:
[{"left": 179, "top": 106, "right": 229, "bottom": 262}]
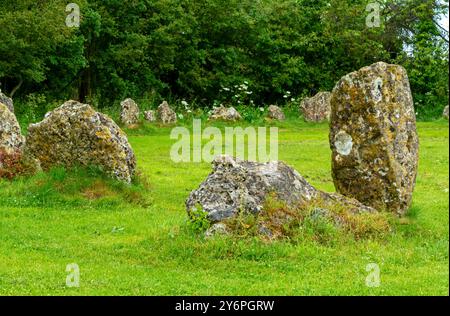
[
  {"left": 0, "top": 90, "right": 14, "bottom": 113},
  {"left": 120, "top": 98, "right": 140, "bottom": 125},
  {"left": 24, "top": 100, "right": 136, "bottom": 183},
  {"left": 300, "top": 92, "right": 331, "bottom": 122},
  {"left": 330, "top": 62, "right": 419, "bottom": 215},
  {"left": 267, "top": 105, "right": 285, "bottom": 121},
  {"left": 157, "top": 101, "right": 177, "bottom": 124},
  {"left": 208, "top": 106, "right": 242, "bottom": 121},
  {"left": 0, "top": 103, "right": 24, "bottom": 154}
]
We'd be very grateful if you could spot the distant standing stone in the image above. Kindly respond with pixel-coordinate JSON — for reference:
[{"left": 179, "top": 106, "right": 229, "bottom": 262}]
[
  {"left": 24, "top": 100, "right": 136, "bottom": 183},
  {"left": 330, "top": 62, "right": 419, "bottom": 215},
  {"left": 144, "top": 110, "right": 156, "bottom": 122},
  {"left": 208, "top": 106, "right": 242, "bottom": 121},
  {"left": 0, "top": 90, "right": 14, "bottom": 113},
  {"left": 300, "top": 92, "right": 331, "bottom": 122},
  {"left": 120, "top": 98, "right": 140, "bottom": 125},
  {"left": 443, "top": 105, "right": 449, "bottom": 120},
  {"left": 267, "top": 105, "right": 285, "bottom": 121},
  {"left": 0, "top": 103, "right": 24, "bottom": 155},
  {"left": 157, "top": 101, "right": 177, "bottom": 124}
]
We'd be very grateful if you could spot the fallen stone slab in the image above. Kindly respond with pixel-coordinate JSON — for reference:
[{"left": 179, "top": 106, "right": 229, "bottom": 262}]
[{"left": 186, "top": 155, "right": 376, "bottom": 238}]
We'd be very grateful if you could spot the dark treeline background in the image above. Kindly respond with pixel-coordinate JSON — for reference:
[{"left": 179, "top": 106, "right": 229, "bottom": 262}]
[{"left": 0, "top": 0, "right": 448, "bottom": 119}]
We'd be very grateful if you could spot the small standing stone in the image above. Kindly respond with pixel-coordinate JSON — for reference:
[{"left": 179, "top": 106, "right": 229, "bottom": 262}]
[
  {"left": 157, "top": 101, "right": 177, "bottom": 124},
  {"left": 300, "top": 92, "right": 332, "bottom": 122},
  {"left": 330, "top": 62, "right": 419, "bottom": 215},
  {"left": 267, "top": 105, "right": 285, "bottom": 121},
  {"left": 144, "top": 110, "right": 156, "bottom": 122},
  {"left": 120, "top": 98, "right": 140, "bottom": 125},
  {"left": 186, "top": 155, "right": 375, "bottom": 224}
]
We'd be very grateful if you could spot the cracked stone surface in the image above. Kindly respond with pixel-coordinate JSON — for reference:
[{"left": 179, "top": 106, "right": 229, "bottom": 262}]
[
  {"left": 157, "top": 101, "right": 177, "bottom": 124},
  {"left": 186, "top": 155, "right": 375, "bottom": 224},
  {"left": 120, "top": 98, "right": 140, "bottom": 125},
  {"left": 329, "top": 62, "right": 419, "bottom": 215}
]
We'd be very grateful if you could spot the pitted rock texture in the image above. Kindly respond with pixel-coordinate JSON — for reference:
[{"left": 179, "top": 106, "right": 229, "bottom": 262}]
[
  {"left": 267, "top": 105, "right": 285, "bottom": 121},
  {"left": 24, "top": 100, "right": 136, "bottom": 183},
  {"left": 144, "top": 110, "right": 156, "bottom": 122},
  {"left": 0, "top": 103, "right": 24, "bottom": 154},
  {"left": 209, "top": 106, "right": 242, "bottom": 121},
  {"left": 157, "top": 101, "right": 177, "bottom": 124},
  {"left": 300, "top": 92, "right": 331, "bottom": 122},
  {"left": 186, "top": 155, "right": 375, "bottom": 223},
  {"left": 443, "top": 105, "right": 449, "bottom": 120},
  {"left": 330, "top": 62, "right": 419, "bottom": 215},
  {"left": 0, "top": 91, "right": 14, "bottom": 113},
  {"left": 120, "top": 98, "right": 140, "bottom": 125}
]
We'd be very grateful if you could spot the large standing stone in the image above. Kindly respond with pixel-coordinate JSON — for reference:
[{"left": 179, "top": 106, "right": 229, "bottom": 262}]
[
  {"left": 157, "top": 101, "right": 177, "bottom": 124},
  {"left": 208, "top": 106, "right": 242, "bottom": 121},
  {"left": 443, "top": 105, "right": 449, "bottom": 120},
  {"left": 0, "top": 103, "right": 24, "bottom": 155},
  {"left": 120, "top": 98, "right": 140, "bottom": 125},
  {"left": 330, "top": 62, "right": 419, "bottom": 215},
  {"left": 186, "top": 155, "right": 375, "bottom": 224},
  {"left": 267, "top": 105, "right": 285, "bottom": 121},
  {"left": 0, "top": 90, "right": 14, "bottom": 113},
  {"left": 24, "top": 100, "right": 136, "bottom": 183},
  {"left": 300, "top": 92, "right": 331, "bottom": 122}
]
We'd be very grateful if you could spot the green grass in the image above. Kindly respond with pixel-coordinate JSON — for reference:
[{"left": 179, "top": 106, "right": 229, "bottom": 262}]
[{"left": 0, "top": 119, "right": 448, "bottom": 296}]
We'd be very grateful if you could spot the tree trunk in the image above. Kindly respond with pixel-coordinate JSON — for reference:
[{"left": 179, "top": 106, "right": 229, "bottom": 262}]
[{"left": 10, "top": 77, "right": 23, "bottom": 98}]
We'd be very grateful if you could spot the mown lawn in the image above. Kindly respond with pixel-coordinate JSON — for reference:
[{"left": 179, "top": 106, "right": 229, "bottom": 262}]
[{"left": 0, "top": 119, "right": 448, "bottom": 295}]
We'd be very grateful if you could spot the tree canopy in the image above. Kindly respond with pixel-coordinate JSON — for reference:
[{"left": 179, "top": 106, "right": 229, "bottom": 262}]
[{"left": 0, "top": 0, "right": 448, "bottom": 118}]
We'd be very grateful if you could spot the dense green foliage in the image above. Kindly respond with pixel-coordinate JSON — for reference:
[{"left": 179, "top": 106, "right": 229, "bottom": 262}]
[{"left": 0, "top": 0, "right": 448, "bottom": 118}]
